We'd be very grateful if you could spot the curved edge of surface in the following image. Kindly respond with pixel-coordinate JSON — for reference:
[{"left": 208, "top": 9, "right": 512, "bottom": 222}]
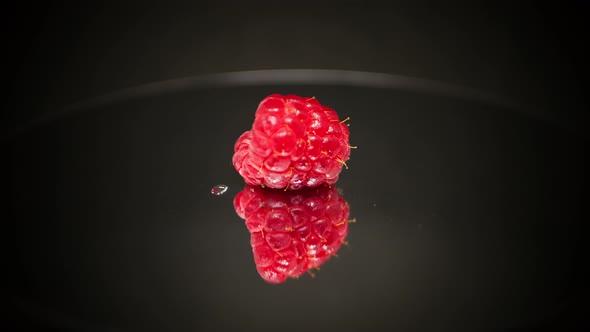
[{"left": 3, "top": 69, "right": 577, "bottom": 141}]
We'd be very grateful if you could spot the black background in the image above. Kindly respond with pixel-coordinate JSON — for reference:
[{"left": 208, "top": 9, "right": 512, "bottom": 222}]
[
  {"left": 5, "top": 1, "right": 589, "bottom": 331},
  {"left": 4, "top": 1, "right": 589, "bottom": 131}
]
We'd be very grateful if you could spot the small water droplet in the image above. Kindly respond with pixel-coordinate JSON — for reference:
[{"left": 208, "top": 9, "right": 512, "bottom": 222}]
[{"left": 211, "top": 184, "right": 229, "bottom": 196}]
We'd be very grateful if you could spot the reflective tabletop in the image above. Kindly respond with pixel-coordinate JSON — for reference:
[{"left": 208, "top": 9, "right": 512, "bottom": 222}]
[{"left": 7, "top": 71, "right": 587, "bottom": 331}]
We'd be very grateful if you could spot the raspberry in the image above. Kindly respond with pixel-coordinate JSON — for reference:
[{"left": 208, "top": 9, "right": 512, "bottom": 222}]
[
  {"left": 233, "top": 94, "right": 351, "bottom": 190},
  {"left": 234, "top": 184, "right": 350, "bottom": 283}
]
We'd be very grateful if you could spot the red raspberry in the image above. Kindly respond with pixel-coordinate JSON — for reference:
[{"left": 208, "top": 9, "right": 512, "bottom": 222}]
[
  {"left": 233, "top": 94, "right": 351, "bottom": 190},
  {"left": 233, "top": 184, "right": 350, "bottom": 284}
]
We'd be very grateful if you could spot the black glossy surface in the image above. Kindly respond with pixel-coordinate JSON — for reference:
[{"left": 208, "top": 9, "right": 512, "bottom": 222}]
[{"left": 7, "top": 82, "right": 587, "bottom": 331}]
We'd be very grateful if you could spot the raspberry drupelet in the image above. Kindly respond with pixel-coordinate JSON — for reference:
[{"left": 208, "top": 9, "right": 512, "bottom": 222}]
[{"left": 233, "top": 94, "right": 351, "bottom": 190}]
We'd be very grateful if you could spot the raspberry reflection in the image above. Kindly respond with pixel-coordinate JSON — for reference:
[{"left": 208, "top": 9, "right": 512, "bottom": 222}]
[{"left": 233, "top": 184, "right": 351, "bottom": 284}]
